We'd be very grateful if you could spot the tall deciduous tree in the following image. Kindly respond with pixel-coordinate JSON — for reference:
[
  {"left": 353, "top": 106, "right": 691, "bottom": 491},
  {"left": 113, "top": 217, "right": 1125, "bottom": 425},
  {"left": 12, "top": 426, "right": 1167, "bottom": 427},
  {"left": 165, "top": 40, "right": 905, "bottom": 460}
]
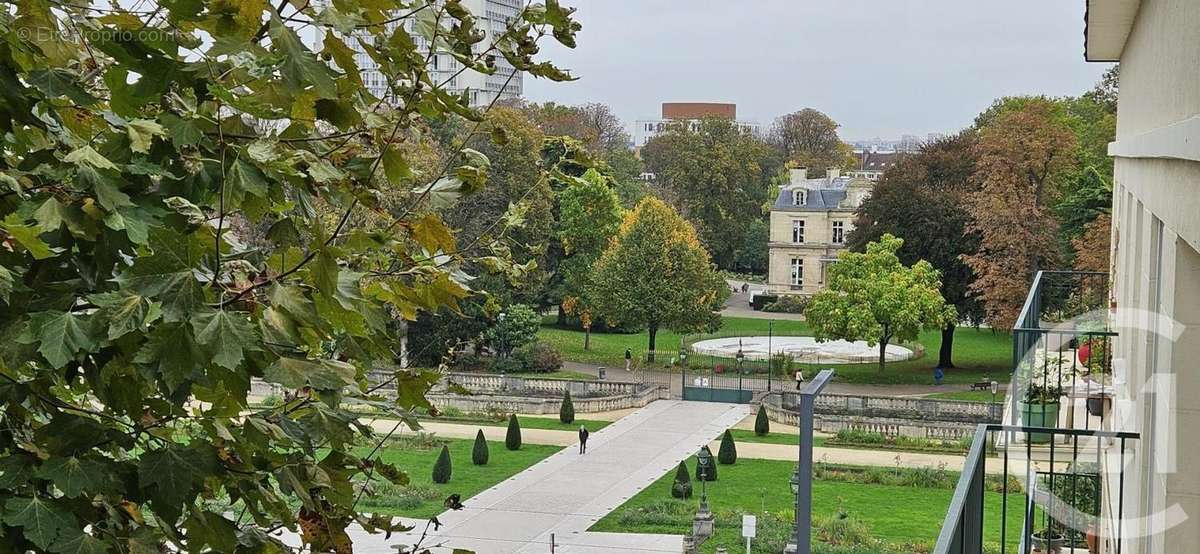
[
  {"left": 964, "top": 100, "right": 1076, "bottom": 329},
  {"left": 590, "top": 198, "right": 728, "bottom": 359},
  {"left": 848, "top": 133, "right": 983, "bottom": 369},
  {"left": 559, "top": 169, "right": 625, "bottom": 347},
  {"left": 641, "top": 117, "right": 782, "bottom": 269},
  {"left": 0, "top": 1, "right": 579, "bottom": 551},
  {"left": 768, "top": 108, "right": 850, "bottom": 174},
  {"left": 807, "top": 235, "right": 954, "bottom": 371}
]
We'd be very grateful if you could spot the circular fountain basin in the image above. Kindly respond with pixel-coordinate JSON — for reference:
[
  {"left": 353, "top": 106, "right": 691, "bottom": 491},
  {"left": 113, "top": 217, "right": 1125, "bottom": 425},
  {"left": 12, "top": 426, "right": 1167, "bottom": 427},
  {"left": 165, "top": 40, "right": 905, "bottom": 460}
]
[{"left": 689, "top": 336, "right": 915, "bottom": 364}]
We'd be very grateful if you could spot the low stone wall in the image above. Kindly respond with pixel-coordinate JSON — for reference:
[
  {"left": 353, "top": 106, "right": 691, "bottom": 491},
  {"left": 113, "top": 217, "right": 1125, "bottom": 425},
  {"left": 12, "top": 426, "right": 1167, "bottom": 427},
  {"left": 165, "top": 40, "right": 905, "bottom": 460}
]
[
  {"left": 428, "top": 384, "right": 668, "bottom": 415},
  {"left": 438, "top": 372, "right": 649, "bottom": 398},
  {"left": 762, "top": 391, "right": 999, "bottom": 441}
]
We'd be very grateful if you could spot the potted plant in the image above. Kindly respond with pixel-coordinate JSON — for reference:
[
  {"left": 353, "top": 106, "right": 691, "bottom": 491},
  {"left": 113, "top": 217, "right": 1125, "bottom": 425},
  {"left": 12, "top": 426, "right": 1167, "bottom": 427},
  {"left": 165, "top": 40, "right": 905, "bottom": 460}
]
[
  {"left": 1031, "top": 528, "right": 1065, "bottom": 554},
  {"left": 1020, "top": 360, "right": 1065, "bottom": 443},
  {"left": 1085, "top": 373, "right": 1111, "bottom": 417},
  {"left": 1086, "top": 521, "right": 1099, "bottom": 553}
]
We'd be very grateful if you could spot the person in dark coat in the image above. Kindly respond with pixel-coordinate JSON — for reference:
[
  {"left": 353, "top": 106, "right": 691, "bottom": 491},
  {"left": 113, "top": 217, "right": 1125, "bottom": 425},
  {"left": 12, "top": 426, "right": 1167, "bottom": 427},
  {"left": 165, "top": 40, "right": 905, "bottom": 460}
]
[
  {"left": 578, "top": 425, "right": 589, "bottom": 454},
  {"left": 624, "top": 348, "right": 632, "bottom": 371}
]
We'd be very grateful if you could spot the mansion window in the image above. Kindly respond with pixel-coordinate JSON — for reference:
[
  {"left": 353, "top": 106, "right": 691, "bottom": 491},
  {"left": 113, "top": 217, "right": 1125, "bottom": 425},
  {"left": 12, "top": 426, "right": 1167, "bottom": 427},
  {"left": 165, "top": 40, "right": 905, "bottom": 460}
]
[
  {"left": 790, "top": 258, "right": 804, "bottom": 287},
  {"left": 792, "top": 220, "right": 805, "bottom": 243},
  {"left": 792, "top": 189, "right": 806, "bottom": 206},
  {"left": 832, "top": 221, "right": 845, "bottom": 244}
]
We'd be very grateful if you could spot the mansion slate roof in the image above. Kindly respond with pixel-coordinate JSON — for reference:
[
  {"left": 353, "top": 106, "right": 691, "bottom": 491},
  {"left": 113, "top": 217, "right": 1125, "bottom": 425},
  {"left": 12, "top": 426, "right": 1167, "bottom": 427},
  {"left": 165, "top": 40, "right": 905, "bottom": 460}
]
[{"left": 772, "top": 184, "right": 849, "bottom": 211}]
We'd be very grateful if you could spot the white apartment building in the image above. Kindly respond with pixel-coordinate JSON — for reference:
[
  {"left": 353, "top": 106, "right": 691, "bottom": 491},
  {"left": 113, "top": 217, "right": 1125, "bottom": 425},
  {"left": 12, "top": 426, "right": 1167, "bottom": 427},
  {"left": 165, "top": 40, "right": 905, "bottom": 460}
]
[
  {"left": 313, "top": 0, "right": 523, "bottom": 106},
  {"left": 633, "top": 102, "right": 760, "bottom": 148}
]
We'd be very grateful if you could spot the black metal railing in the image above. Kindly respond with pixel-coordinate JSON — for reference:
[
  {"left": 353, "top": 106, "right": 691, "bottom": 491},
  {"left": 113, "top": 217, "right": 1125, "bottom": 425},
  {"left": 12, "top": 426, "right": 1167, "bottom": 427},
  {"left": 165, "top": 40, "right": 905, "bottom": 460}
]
[
  {"left": 933, "top": 424, "right": 1139, "bottom": 554},
  {"left": 1011, "top": 271, "right": 1116, "bottom": 432}
]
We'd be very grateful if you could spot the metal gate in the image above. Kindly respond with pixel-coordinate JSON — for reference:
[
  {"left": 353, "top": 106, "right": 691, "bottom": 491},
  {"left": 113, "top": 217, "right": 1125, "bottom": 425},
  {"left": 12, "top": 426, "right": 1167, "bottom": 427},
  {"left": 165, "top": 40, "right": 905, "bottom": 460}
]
[{"left": 680, "top": 362, "right": 775, "bottom": 403}]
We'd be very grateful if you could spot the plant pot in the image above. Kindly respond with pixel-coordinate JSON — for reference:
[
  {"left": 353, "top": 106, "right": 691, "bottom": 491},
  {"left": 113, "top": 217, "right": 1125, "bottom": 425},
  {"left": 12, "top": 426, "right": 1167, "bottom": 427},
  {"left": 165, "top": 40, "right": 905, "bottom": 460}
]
[
  {"left": 1086, "top": 523, "right": 1099, "bottom": 553},
  {"left": 1019, "top": 401, "right": 1061, "bottom": 443},
  {"left": 1031, "top": 531, "right": 1065, "bottom": 554},
  {"left": 1086, "top": 395, "right": 1110, "bottom": 417}
]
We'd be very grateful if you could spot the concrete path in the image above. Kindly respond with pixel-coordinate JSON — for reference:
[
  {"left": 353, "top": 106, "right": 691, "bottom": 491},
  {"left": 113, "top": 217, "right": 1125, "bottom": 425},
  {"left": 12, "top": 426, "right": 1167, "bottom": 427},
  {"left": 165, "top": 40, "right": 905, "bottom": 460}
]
[{"left": 341, "top": 400, "right": 751, "bottom": 553}]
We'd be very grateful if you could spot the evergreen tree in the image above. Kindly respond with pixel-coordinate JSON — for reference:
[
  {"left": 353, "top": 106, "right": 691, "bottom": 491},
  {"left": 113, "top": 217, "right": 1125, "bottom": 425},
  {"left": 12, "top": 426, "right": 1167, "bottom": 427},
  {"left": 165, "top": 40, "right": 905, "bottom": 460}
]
[
  {"left": 559, "top": 390, "right": 575, "bottom": 424},
  {"left": 671, "top": 461, "right": 693, "bottom": 499},
  {"left": 472, "top": 429, "right": 489, "bottom": 466},
  {"left": 506, "top": 414, "right": 523, "bottom": 450},
  {"left": 754, "top": 404, "right": 770, "bottom": 436},
  {"left": 718, "top": 429, "right": 738, "bottom": 465},
  {"left": 432, "top": 445, "right": 453, "bottom": 484}
]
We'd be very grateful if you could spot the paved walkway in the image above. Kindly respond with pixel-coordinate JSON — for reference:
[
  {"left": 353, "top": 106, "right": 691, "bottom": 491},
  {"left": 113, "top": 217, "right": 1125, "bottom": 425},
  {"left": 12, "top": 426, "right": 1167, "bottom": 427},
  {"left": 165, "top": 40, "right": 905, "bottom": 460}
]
[{"left": 336, "top": 400, "right": 751, "bottom": 553}]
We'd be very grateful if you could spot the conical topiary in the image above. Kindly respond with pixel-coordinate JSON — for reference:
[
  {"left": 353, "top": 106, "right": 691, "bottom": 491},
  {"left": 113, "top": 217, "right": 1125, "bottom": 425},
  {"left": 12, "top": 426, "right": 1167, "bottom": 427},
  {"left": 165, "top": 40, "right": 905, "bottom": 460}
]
[
  {"left": 559, "top": 390, "right": 575, "bottom": 424},
  {"left": 695, "top": 447, "right": 717, "bottom": 482},
  {"left": 671, "top": 461, "right": 692, "bottom": 499},
  {"left": 432, "top": 444, "right": 452, "bottom": 484},
  {"left": 505, "top": 413, "right": 522, "bottom": 450},
  {"left": 754, "top": 404, "right": 770, "bottom": 436},
  {"left": 472, "top": 429, "right": 489, "bottom": 465},
  {"left": 718, "top": 429, "right": 737, "bottom": 465}
]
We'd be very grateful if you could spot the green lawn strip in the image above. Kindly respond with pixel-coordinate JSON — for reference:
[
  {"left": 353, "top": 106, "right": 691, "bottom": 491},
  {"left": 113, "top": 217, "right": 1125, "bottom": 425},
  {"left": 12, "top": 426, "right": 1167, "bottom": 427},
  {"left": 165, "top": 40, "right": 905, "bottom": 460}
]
[
  {"left": 541, "top": 316, "right": 1012, "bottom": 385},
  {"left": 355, "top": 438, "right": 562, "bottom": 519},
  {"left": 925, "top": 390, "right": 1009, "bottom": 403},
  {"left": 591, "top": 457, "right": 1028, "bottom": 552},
  {"left": 729, "top": 429, "right": 970, "bottom": 455},
  {"left": 417, "top": 415, "right": 611, "bottom": 432},
  {"left": 506, "top": 370, "right": 597, "bottom": 380}
]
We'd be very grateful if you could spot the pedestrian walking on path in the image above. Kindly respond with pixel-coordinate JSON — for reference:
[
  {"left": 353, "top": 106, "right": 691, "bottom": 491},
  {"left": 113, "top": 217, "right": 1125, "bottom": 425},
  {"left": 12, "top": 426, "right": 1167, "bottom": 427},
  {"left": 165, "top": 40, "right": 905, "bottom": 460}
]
[
  {"left": 624, "top": 348, "right": 632, "bottom": 371},
  {"left": 578, "top": 425, "right": 589, "bottom": 454}
]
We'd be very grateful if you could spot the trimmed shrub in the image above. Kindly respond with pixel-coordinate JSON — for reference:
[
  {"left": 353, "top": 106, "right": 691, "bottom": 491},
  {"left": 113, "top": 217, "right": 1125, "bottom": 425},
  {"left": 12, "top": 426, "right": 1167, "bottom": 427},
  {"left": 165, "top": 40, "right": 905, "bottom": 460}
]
[
  {"left": 559, "top": 390, "right": 575, "bottom": 424},
  {"left": 718, "top": 429, "right": 737, "bottom": 465},
  {"left": 505, "top": 413, "right": 522, "bottom": 450},
  {"left": 754, "top": 404, "right": 770, "bottom": 436},
  {"left": 471, "top": 429, "right": 489, "bottom": 466},
  {"left": 764, "top": 294, "right": 808, "bottom": 314},
  {"left": 432, "top": 445, "right": 452, "bottom": 484},
  {"left": 515, "top": 341, "right": 563, "bottom": 373},
  {"left": 670, "top": 461, "right": 692, "bottom": 499},
  {"left": 694, "top": 447, "right": 717, "bottom": 482}
]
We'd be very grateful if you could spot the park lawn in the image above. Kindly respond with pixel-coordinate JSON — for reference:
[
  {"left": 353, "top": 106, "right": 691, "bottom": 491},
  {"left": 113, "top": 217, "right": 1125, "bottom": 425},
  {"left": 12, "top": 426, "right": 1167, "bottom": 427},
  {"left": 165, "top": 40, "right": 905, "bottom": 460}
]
[
  {"left": 925, "top": 390, "right": 1009, "bottom": 403},
  {"left": 508, "top": 369, "right": 596, "bottom": 380},
  {"left": 591, "top": 457, "right": 1029, "bottom": 553},
  {"left": 541, "top": 315, "right": 1013, "bottom": 385},
  {"left": 419, "top": 415, "right": 611, "bottom": 432},
  {"left": 356, "top": 438, "right": 561, "bottom": 519}
]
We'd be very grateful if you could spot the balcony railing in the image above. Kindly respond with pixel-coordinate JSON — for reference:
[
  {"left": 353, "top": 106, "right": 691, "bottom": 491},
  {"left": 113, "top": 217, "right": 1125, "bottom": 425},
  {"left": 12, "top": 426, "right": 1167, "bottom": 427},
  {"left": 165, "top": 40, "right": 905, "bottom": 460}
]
[
  {"left": 1010, "top": 271, "right": 1116, "bottom": 433},
  {"left": 934, "top": 424, "right": 1139, "bottom": 554}
]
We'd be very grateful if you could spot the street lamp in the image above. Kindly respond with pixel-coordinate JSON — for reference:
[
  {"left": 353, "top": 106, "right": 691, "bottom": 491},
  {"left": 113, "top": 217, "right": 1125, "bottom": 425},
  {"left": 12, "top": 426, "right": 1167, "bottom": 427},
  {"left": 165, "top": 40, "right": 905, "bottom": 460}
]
[
  {"left": 497, "top": 311, "right": 507, "bottom": 366},
  {"left": 696, "top": 446, "right": 713, "bottom": 512},
  {"left": 990, "top": 380, "right": 1000, "bottom": 416},
  {"left": 736, "top": 341, "right": 745, "bottom": 392}
]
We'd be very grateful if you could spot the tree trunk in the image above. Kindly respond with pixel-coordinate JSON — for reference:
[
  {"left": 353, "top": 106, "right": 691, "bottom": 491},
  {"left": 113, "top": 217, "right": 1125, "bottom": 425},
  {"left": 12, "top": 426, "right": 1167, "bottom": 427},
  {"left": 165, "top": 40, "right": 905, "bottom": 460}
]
[
  {"left": 647, "top": 324, "right": 658, "bottom": 363},
  {"left": 878, "top": 340, "right": 888, "bottom": 372},
  {"left": 583, "top": 325, "right": 591, "bottom": 351},
  {"left": 556, "top": 303, "right": 566, "bottom": 326},
  {"left": 938, "top": 323, "right": 957, "bottom": 369}
]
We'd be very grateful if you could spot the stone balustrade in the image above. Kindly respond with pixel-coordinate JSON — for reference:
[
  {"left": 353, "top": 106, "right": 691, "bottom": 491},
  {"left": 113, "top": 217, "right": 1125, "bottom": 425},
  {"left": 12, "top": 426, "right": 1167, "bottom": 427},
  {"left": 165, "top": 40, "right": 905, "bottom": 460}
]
[{"left": 762, "top": 391, "right": 1000, "bottom": 440}]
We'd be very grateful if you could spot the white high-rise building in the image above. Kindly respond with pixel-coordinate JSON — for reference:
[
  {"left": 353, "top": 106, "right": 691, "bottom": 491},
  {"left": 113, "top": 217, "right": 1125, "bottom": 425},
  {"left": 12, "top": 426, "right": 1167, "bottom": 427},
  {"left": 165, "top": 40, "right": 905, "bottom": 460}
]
[{"left": 313, "top": 0, "right": 523, "bottom": 107}]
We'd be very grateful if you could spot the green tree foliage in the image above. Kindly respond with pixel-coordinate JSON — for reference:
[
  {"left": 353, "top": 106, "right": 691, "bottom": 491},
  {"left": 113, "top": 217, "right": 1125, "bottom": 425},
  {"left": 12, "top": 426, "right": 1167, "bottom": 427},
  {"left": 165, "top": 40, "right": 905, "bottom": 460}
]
[
  {"left": 671, "top": 461, "right": 693, "bottom": 499},
  {"left": 0, "top": 1, "right": 580, "bottom": 551},
  {"left": 847, "top": 132, "right": 983, "bottom": 369},
  {"left": 590, "top": 198, "right": 729, "bottom": 359},
  {"left": 472, "top": 429, "right": 490, "bottom": 466},
  {"left": 734, "top": 219, "right": 770, "bottom": 275},
  {"left": 432, "top": 445, "right": 453, "bottom": 484},
  {"left": 768, "top": 108, "right": 854, "bottom": 174},
  {"left": 807, "top": 235, "right": 955, "bottom": 371},
  {"left": 485, "top": 304, "right": 541, "bottom": 357},
  {"left": 641, "top": 117, "right": 783, "bottom": 269},
  {"left": 559, "top": 168, "right": 625, "bottom": 344},
  {"left": 505, "top": 414, "right": 523, "bottom": 450},
  {"left": 559, "top": 390, "right": 575, "bottom": 424},
  {"left": 754, "top": 404, "right": 771, "bottom": 436},
  {"left": 718, "top": 429, "right": 737, "bottom": 465}
]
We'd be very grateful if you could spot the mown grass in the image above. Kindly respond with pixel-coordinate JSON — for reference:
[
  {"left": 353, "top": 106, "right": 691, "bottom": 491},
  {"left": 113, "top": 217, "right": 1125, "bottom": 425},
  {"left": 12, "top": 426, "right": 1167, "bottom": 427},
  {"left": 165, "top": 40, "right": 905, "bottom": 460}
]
[
  {"left": 540, "top": 316, "right": 1013, "bottom": 385},
  {"left": 924, "top": 390, "right": 1008, "bottom": 403},
  {"left": 591, "top": 457, "right": 1030, "bottom": 553},
  {"left": 355, "top": 437, "right": 561, "bottom": 519}
]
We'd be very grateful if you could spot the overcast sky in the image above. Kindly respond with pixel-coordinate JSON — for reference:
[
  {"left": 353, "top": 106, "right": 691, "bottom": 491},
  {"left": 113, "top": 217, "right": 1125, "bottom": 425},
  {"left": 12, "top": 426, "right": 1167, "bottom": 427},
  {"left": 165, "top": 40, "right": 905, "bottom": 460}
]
[{"left": 522, "top": 0, "right": 1113, "bottom": 141}]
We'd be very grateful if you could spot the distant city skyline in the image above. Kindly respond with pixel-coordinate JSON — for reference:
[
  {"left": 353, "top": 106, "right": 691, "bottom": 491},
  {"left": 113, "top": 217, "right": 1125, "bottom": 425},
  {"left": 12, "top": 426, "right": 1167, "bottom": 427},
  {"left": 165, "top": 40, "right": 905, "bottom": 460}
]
[{"left": 522, "top": 0, "right": 1112, "bottom": 141}]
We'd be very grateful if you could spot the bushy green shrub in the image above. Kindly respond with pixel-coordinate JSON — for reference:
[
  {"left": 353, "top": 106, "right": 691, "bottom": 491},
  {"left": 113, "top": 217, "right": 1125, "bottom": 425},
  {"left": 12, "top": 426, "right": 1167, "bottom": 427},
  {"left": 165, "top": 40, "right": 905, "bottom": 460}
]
[
  {"left": 670, "top": 461, "right": 692, "bottom": 499},
  {"left": 514, "top": 341, "right": 563, "bottom": 373},
  {"left": 472, "top": 429, "right": 489, "bottom": 465},
  {"left": 718, "top": 429, "right": 737, "bottom": 464},
  {"left": 764, "top": 294, "right": 809, "bottom": 313},
  {"left": 485, "top": 304, "right": 541, "bottom": 356},
  {"left": 491, "top": 357, "right": 524, "bottom": 374},
  {"left": 432, "top": 445, "right": 452, "bottom": 484},
  {"left": 754, "top": 404, "right": 770, "bottom": 436},
  {"left": 260, "top": 394, "right": 283, "bottom": 407},
  {"left": 559, "top": 390, "right": 575, "bottom": 424},
  {"left": 505, "top": 413, "right": 522, "bottom": 450}
]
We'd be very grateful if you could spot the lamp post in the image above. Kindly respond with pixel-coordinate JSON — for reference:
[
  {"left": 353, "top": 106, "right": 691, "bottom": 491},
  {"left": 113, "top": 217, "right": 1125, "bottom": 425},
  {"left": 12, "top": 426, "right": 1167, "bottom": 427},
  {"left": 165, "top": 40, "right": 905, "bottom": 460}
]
[
  {"left": 497, "top": 311, "right": 507, "bottom": 365},
  {"left": 692, "top": 445, "right": 716, "bottom": 543},
  {"left": 990, "top": 380, "right": 1000, "bottom": 418},
  {"left": 736, "top": 342, "right": 745, "bottom": 393},
  {"left": 768, "top": 321, "right": 774, "bottom": 392},
  {"left": 696, "top": 446, "right": 712, "bottom": 512},
  {"left": 679, "top": 346, "right": 688, "bottom": 395},
  {"left": 786, "top": 369, "right": 834, "bottom": 554}
]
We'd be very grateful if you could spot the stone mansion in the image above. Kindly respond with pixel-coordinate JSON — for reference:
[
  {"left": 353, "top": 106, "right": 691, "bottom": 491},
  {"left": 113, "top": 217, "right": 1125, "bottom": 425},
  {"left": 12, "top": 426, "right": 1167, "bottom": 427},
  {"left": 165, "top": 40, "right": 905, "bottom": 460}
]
[{"left": 766, "top": 167, "right": 874, "bottom": 295}]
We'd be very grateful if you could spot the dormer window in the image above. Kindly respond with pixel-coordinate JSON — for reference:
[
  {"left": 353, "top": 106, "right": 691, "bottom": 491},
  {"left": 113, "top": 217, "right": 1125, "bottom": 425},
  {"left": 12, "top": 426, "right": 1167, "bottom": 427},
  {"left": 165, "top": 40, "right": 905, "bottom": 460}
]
[{"left": 792, "top": 189, "right": 806, "bottom": 206}]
